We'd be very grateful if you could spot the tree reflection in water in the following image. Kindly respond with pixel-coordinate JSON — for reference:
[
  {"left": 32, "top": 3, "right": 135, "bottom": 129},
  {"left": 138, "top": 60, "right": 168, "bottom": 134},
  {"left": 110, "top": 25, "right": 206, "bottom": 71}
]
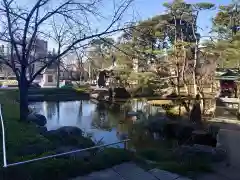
[
  {"left": 44, "top": 101, "right": 57, "bottom": 120},
  {"left": 92, "top": 101, "right": 111, "bottom": 131},
  {"left": 56, "top": 101, "right": 60, "bottom": 123},
  {"left": 78, "top": 100, "right": 83, "bottom": 118},
  {"left": 32, "top": 98, "right": 171, "bottom": 148}
]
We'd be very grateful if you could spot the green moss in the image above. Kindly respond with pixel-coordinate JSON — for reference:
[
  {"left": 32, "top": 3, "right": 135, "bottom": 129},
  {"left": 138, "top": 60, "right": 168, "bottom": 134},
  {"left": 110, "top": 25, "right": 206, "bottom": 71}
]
[{"left": 75, "top": 87, "right": 88, "bottom": 92}]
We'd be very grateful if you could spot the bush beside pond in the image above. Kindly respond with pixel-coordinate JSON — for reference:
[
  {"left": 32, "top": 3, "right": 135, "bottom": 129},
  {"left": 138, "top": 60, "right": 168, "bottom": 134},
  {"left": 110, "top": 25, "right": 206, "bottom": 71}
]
[
  {"left": 0, "top": 91, "right": 132, "bottom": 180},
  {"left": 2, "top": 148, "right": 133, "bottom": 180},
  {"left": 131, "top": 117, "right": 223, "bottom": 177},
  {"left": 135, "top": 146, "right": 213, "bottom": 177}
]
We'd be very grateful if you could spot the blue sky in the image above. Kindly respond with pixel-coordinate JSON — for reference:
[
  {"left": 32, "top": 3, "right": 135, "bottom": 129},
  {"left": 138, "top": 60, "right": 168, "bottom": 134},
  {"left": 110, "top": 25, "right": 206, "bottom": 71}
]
[
  {"left": 131, "top": 0, "right": 232, "bottom": 37},
  {"left": 79, "top": 0, "right": 233, "bottom": 46},
  {"left": 13, "top": 0, "right": 233, "bottom": 49}
]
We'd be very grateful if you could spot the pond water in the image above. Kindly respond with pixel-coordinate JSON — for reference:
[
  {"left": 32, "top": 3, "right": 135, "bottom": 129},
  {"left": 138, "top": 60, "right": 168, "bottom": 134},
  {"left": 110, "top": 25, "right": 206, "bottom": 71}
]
[{"left": 30, "top": 100, "right": 165, "bottom": 147}]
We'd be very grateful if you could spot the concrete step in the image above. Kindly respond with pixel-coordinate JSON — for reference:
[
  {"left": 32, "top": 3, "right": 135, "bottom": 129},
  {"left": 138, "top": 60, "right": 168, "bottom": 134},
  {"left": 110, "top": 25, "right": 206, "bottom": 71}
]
[
  {"left": 112, "top": 162, "right": 157, "bottom": 180},
  {"left": 71, "top": 162, "right": 192, "bottom": 180},
  {"left": 148, "top": 168, "right": 191, "bottom": 180}
]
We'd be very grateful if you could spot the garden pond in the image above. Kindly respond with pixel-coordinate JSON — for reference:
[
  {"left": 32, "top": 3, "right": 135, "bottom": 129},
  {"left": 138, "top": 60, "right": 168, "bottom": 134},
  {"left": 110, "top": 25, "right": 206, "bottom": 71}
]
[{"left": 30, "top": 99, "right": 169, "bottom": 148}]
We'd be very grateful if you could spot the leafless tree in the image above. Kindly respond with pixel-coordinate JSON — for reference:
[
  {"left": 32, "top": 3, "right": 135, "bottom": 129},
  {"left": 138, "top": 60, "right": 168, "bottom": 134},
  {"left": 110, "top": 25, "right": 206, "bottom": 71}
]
[
  {"left": 51, "top": 17, "right": 72, "bottom": 88},
  {"left": 0, "top": 0, "right": 134, "bottom": 120},
  {"left": 62, "top": 48, "right": 87, "bottom": 85}
]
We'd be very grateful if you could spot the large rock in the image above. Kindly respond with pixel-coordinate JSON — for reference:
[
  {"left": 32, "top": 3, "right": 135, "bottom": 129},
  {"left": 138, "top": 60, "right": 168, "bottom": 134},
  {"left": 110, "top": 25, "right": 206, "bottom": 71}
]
[
  {"left": 208, "top": 125, "right": 220, "bottom": 139},
  {"left": 162, "top": 122, "right": 179, "bottom": 139},
  {"left": 176, "top": 125, "right": 195, "bottom": 145},
  {"left": 46, "top": 126, "right": 83, "bottom": 139},
  {"left": 45, "top": 126, "right": 95, "bottom": 148},
  {"left": 191, "top": 131, "right": 217, "bottom": 147},
  {"left": 114, "top": 87, "right": 131, "bottom": 99},
  {"left": 145, "top": 113, "right": 169, "bottom": 133},
  {"left": 175, "top": 144, "right": 227, "bottom": 162},
  {"left": 56, "top": 126, "right": 84, "bottom": 136},
  {"left": 27, "top": 113, "right": 47, "bottom": 126},
  {"left": 134, "top": 87, "right": 155, "bottom": 97}
]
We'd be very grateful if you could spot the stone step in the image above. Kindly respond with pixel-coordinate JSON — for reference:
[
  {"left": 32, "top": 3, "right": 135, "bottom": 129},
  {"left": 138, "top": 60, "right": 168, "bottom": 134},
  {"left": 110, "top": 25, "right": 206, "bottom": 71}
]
[
  {"left": 71, "top": 162, "right": 192, "bottom": 180},
  {"left": 74, "top": 168, "right": 124, "bottom": 180},
  {"left": 148, "top": 168, "right": 191, "bottom": 180},
  {"left": 112, "top": 162, "right": 157, "bottom": 180}
]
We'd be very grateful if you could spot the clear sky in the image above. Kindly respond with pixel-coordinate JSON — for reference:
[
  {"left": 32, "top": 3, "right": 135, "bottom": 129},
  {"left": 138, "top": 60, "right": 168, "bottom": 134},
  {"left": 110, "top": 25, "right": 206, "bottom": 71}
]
[
  {"left": 60, "top": 0, "right": 233, "bottom": 47},
  {"left": 131, "top": 0, "right": 232, "bottom": 37},
  {"left": 10, "top": 0, "right": 233, "bottom": 49}
]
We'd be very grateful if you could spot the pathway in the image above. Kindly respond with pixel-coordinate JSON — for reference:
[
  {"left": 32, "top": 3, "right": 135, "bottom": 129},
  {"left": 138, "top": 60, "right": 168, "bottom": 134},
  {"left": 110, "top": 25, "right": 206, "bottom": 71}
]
[
  {"left": 71, "top": 162, "right": 240, "bottom": 180},
  {"left": 71, "top": 162, "right": 191, "bottom": 180},
  {"left": 196, "top": 164, "right": 240, "bottom": 180}
]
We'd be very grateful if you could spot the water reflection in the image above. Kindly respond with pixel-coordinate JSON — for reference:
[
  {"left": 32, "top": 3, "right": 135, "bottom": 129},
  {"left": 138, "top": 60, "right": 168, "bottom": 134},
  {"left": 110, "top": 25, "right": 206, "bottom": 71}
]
[{"left": 30, "top": 99, "right": 163, "bottom": 146}]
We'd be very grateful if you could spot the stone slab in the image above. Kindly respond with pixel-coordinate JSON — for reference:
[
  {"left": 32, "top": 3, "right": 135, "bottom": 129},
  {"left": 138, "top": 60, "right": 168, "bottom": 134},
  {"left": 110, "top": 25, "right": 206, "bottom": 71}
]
[
  {"left": 71, "top": 163, "right": 192, "bottom": 180},
  {"left": 149, "top": 168, "right": 180, "bottom": 180},
  {"left": 176, "top": 177, "right": 192, "bottom": 180},
  {"left": 113, "top": 162, "right": 157, "bottom": 180},
  {"left": 72, "top": 168, "right": 123, "bottom": 180},
  {"left": 212, "top": 164, "right": 240, "bottom": 180},
  {"left": 196, "top": 174, "right": 229, "bottom": 180}
]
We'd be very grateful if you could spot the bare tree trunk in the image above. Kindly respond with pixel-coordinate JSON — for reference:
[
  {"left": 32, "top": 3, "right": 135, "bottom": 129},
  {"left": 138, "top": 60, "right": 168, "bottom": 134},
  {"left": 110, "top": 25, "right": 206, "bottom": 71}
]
[
  {"left": 198, "top": 90, "right": 205, "bottom": 115},
  {"left": 193, "top": 44, "right": 198, "bottom": 96},
  {"left": 179, "top": 13, "right": 189, "bottom": 96},
  {"left": 57, "top": 101, "right": 60, "bottom": 124},
  {"left": 19, "top": 70, "right": 29, "bottom": 121},
  {"left": 57, "top": 46, "right": 61, "bottom": 88},
  {"left": 191, "top": 13, "right": 199, "bottom": 97},
  {"left": 57, "top": 59, "right": 60, "bottom": 88}
]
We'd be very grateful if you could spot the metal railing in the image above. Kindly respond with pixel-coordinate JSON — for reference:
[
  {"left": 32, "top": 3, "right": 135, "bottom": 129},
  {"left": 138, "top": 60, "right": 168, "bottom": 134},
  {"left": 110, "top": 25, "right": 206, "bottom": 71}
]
[
  {"left": 0, "top": 104, "right": 130, "bottom": 168},
  {"left": 0, "top": 104, "right": 7, "bottom": 167}
]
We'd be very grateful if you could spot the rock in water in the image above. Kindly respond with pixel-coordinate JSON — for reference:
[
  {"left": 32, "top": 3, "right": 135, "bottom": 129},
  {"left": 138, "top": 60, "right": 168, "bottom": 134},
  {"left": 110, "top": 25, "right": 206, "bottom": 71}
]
[
  {"left": 27, "top": 113, "right": 47, "bottom": 126},
  {"left": 54, "top": 126, "right": 83, "bottom": 136},
  {"left": 45, "top": 126, "right": 94, "bottom": 148},
  {"left": 114, "top": 87, "right": 131, "bottom": 98},
  {"left": 35, "top": 114, "right": 47, "bottom": 126}
]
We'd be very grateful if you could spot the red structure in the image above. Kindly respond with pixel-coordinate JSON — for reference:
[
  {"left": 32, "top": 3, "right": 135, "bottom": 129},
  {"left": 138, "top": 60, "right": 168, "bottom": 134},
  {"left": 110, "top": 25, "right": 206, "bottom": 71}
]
[{"left": 219, "top": 70, "right": 238, "bottom": 97}]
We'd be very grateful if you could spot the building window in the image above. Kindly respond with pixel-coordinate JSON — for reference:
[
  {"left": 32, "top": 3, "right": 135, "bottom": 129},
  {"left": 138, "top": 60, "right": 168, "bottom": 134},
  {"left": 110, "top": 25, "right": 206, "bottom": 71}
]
[{"left": 48, "top": 75, "right": 53, "bottom": 82}]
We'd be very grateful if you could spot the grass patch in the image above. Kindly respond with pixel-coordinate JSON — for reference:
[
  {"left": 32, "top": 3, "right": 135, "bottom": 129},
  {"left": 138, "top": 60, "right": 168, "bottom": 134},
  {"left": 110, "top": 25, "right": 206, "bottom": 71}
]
[
  {"left": 147, "top": 100, "right": 172, "bottom": 105},
  {"left": 29, "top": 88, "right": 77, "bottom": 94},
  {"left": 1, "top": 148, "right": 133, "bottom": 180},
  {"left": 165, "top": 106, "right": 187, "bottom": 118},
  {"left": 74, "top": 87, "right": 89, "bottom": 92},
  {"left": 0, "top": 90, "right": 132, "bottom": 180},
  {"left": 131, "top": 122, "right": 213, "bottom": 177},
  {"left": 135, "top": 146, "right": 213, "bottom": 177}
]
